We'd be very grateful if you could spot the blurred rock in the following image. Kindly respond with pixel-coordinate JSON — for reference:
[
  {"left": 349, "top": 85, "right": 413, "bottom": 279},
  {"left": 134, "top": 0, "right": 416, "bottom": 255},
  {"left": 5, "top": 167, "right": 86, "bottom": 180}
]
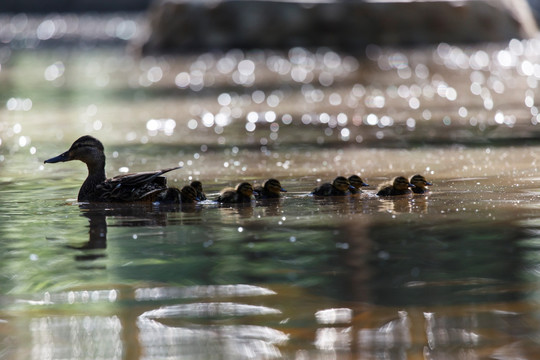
[
  {"left": 0, "top": 0, "right": 152, "bottom": 13},
  {"left": 140, "top": 0, "right": 538, "bottom": 54}
]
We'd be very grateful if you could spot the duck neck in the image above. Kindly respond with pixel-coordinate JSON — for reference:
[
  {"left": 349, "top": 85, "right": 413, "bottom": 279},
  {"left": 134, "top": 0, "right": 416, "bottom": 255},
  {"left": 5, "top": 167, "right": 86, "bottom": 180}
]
[{"left": 78, "top": 156, "right": 107, "bottom": 201}]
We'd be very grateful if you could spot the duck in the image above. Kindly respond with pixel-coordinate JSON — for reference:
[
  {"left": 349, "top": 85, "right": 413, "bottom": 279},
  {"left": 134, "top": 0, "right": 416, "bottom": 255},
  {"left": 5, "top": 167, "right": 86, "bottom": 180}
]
[
  {"left": 190, "top": 180, "right": 207, "bottom": 201},
  {"left": 410, "top": 174, "right": 432, "bottom": 194},
  {"left": 44, "top": 135, "right": 182, "bottom": 203},
  {"left": 254, "top": 178, "right": 287, "bottom": 200},
  {"left": 217, "top": 182, "right": 254, "bottom": 204},
  {"left": 376, "top": 176, "right": 414, "bottom": 196},
  {"left": 180, "top": 185, "right": 200, "bottom": 204},
  {"left": 312, "top": 176, "right": 353, "bottom": 196},
  {"left": 348, "top": 175, "right": 369, "bottom": 194}
]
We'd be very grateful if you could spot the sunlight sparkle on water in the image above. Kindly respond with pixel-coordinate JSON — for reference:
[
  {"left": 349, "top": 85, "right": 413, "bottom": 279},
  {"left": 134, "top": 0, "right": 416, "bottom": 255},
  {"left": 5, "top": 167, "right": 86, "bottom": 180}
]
[
  {"left": 146, "top": 118, "right": 176, "bottom": 136},
  {"left": 6, "top": 98, "right": 32, "bottom": 111},
  {"left": 44, "top": 61, "right": 64, "bottom": 81}
]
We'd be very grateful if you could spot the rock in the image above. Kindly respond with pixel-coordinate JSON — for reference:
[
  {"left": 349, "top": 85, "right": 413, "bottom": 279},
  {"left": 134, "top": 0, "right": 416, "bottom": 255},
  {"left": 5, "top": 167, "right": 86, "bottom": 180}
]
[{"left": 140, "top": 0, "right": 539, "bottom": 54}]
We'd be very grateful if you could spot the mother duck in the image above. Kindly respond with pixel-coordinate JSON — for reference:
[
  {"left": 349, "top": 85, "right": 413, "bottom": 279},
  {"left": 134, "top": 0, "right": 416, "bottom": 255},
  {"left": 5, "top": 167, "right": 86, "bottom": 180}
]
[{"left": 44, "top": 135, "right": 182, "bottom": 203}]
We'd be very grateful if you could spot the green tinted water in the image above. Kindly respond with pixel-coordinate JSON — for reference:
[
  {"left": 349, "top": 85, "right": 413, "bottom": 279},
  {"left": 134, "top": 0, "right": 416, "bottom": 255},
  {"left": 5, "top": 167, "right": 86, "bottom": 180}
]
[{"left": 3, "top": 42, "right": 540, "bottom": 359}]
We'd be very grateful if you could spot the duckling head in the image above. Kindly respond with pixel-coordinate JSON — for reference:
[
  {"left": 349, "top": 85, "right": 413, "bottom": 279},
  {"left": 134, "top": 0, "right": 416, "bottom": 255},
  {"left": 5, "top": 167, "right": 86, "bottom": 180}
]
[
  {"left": 264, "top": 178, "right": 287, "bottom": 195},
  {"left": 410, "top": 174, "right": 432, "bottom": 190},
  {"left": 44, "top": 135, "right": 105, "bottom": 169},
  {"left": 393, "top": 176, "right": 414, "bottom": 191},
  {"left": 236, "top": 182, "right": 254, "bottom": 197},
  {"left": 348, "top": 175, "right": 369, "bottom": 189},
  {"left": 190, "top": 180, "right": 204, "bottom": 193},
  {"left": 181, "top": 185, "right": 199, "bottom": 203},
  {"left": 332, "top": 176, "right": 352, "bottom": 192}
]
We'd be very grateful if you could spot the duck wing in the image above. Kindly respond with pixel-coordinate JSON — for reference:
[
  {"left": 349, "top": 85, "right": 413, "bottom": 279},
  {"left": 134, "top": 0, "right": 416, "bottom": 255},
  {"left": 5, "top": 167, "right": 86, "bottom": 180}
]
[
  {"left": 109, "top": 166, "right": 181, "bottom": 186},
  {"left": 96, "top": 166, "right": 181, "bottom": 202}
]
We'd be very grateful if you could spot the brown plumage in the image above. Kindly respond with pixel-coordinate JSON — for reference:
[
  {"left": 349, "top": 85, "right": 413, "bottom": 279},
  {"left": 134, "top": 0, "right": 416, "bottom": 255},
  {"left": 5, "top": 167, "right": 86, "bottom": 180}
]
[
  {"left": 190, "top": 180, "right": 207, "bottom": 200},
  {"left": 44, "top": 135, "right": 181, "bottom": 203},
  {"left": 312, "top": 176, "right": 352, "bottom": 196},
  {"left": 217, "top": 182, "right": 254, "bottom": 204},
  {"left": 180, "top": 185, "right": 199, "bottom": 204},
  {"left": 410, "top": 174, "right": 432, "bottom": 194},
  {"left": 376, "top": 176, "right": 414, "bottom": 196},
  {"left": 254, "top": 178, "right": 287, "bottom": 200},
  {"left": 348, "top": 175, "right": 369, "bottom": 194}
]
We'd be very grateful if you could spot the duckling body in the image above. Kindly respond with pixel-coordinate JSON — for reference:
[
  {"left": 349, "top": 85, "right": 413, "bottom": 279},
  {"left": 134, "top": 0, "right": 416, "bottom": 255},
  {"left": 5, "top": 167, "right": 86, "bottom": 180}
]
[
  {"left": 44, "top": 135, "right": 181, "bottom": 203},
  {"left": 376, "top": 176, "right": 414, "bottom": 196},
  {"left": 312, "top": 176, "right": 352, "bottom": 196},
  {"left": 217, "top": 182, "right": 254, "bottom": 204},
  {"left": 190, "top": 180, "right": 207, "bottom": 201},
  {"left": 254, "top": 178, "right": 287, "bottom": 200},
  {"left": 410, "top": 174, "right": 432, "bottom": 194},
  {"left": 348, "top": 175, "right": 369, "bottom": 194}
]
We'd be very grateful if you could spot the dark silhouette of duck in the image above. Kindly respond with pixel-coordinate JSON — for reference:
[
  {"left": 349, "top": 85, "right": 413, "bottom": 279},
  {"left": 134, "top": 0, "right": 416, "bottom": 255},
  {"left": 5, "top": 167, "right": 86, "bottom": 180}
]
[
  {"left": 44, "top": 135, "right": 181, "bottom": 203},
  {"left": 254, "top": 178, "right": 287, "bottom": 200},
  {"left": 180, "top": 185, "right": 200, "bottom": 204},
  {"left": 376, "top": 176, "right": 414, "bottom": 196},
  {"left": 190, "top": 180, "right": 207, "bottom": 200},
  {"left": 410, "top": 174, "right": 432, "bottom": 194},
  {"left": 217, "top": 182, "right": 254, "bottom": 204},
  {"left": 312, "top": 176, "right": 353, "bottom": 196},
  {"left": 348, "top": 175, "right": 369, "bottom": 194}
]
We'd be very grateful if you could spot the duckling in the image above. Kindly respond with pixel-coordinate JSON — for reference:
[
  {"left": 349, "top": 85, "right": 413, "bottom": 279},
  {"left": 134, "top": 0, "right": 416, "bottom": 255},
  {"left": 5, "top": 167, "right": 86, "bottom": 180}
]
[
  {"left": 254, "top": 178, "right": 287, "bottom": 200},
  {"left": 180, "top": 185, "right": 199, "bottom": 204},
  {"left": 410, "top": 174, "right": 432, "bottom": 194},
  {"left": 312, "top": 176, "right": 353, "bottom": 196},
  {"left": 348, "top": 175, "right": 369, "bottom": 194},
  {"left": 190, "top": 180, "right": 207, "bottom": 201},
  {"left": 44, "top": 135, "right": 181, "bottom": 203},
  {"left": 376, "top": 176, "right": 414, "bottom": 196},
  {"left": 217, "top": 182, "right": 254, "bottom": 204}
]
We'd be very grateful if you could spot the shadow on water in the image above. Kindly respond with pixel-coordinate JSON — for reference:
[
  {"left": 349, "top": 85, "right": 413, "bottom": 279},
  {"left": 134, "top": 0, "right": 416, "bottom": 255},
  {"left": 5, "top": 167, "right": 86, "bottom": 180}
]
[
  {"left": 72, "top": 196, "right": 537, "bottom": 308},
  {"left": 342, "top": 217, "right": 529, "bottom": 306}
]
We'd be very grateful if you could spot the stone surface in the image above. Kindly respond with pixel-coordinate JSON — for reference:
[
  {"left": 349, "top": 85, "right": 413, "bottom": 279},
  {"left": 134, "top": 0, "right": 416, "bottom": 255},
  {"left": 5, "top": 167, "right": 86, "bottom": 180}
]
[
  {"left": 140, "top": 0, "right": 539, "bottom": 54},
  {"left": 0, "top": 0, "right": 152, "bottom": 13}
]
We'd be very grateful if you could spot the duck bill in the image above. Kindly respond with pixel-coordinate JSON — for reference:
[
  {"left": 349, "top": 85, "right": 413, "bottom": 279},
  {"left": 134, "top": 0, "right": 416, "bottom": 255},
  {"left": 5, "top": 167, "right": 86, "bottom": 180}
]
[
  {"left": 280, "top": 188, "right": 287, "bottom": 192},
  {"left": 362, "top": 182, "right": 369, "bottom": 187},
  {"left": 408, "top": 183, "right": 415, "bottom": 188},
  {"left": 425, "top": 182, "right": 433, "bottom": 186},
  {"left": 44, "top": 151, "right": 70, "bottom": 163}
]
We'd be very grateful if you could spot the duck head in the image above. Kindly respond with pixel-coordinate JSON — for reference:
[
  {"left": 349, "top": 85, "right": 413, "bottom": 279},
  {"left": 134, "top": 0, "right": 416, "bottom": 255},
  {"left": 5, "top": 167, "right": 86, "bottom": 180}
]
[
  {"left": 348, "top": 175, "right": 369, "bottom": 189},
  {"left": 44, "top": 135, "right": 105, "bottom": 170},
  {"left": 264, "top": 178, "right": 287, "bottom": 195},
  {"left": 393, "top": 176, "right": 414, "bottom": 191},
  {"left": 332, "top": 176, "right": 352, "bottom": 192},
  {"left": 236, "top": 182, "right": 254, "bottom": 197},
  {"left": 190, "top": 180, "right": 204, "bottom": 193},
  {"left": 181, "top": 185, "right": 199, "bottom": 203},
  {"left": 410, "top": 174, "right": 432, "bottom": 190}
]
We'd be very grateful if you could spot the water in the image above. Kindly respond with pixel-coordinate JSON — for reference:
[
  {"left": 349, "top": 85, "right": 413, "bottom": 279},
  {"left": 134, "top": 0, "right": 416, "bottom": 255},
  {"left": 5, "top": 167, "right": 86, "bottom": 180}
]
[{"left": 4, "top": 14, "right": 540, "bottom": 359}]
